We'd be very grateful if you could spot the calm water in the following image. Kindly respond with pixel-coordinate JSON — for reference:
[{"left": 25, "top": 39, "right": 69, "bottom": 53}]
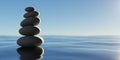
[{"left": 0, "top": 36, "right": 120, "bottom": 60}]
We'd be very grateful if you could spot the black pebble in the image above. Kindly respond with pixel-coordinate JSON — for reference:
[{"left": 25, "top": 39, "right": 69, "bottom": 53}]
[
  {"left": 21, "top": 17, "right": 40, "bottom": 27},
  {"left": 17, "top": 36, "right": 43, "bottom": 47},
  {"left": 24, "top": 11, "right": 39, "bottom": 18},
  {"left": 25, "top": 7, "right": 34, "bottom": 12},
  {"left": 19, "top": 26, "right": 40, "bottom": 36}
]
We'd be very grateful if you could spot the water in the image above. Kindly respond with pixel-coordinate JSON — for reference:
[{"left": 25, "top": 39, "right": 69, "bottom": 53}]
[{"left": 0, "top": 36, "right": 120, "bottom": 60}]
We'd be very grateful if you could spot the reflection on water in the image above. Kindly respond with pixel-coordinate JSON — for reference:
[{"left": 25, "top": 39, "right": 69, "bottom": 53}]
[
  {"left": 0, "top": 36, "right": 120, "bottom": 60},
  {"left": 17, "top": 47, "right": 44, "bottom": 60}
]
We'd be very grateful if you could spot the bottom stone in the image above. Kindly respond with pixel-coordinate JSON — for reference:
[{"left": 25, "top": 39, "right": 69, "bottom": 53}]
[{"left": 17, "top": 36, "right": 43, "bottom": 47}]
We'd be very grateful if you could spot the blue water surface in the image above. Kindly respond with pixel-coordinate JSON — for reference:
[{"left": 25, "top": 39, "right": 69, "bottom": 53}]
[{"left": 0, "top": 36, "right": 120, "bottom": 60}]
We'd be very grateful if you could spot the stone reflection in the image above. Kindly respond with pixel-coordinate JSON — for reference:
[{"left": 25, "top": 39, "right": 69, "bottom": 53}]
[{"left": 17, "top": 47, "right": 44, "bottom": 60}]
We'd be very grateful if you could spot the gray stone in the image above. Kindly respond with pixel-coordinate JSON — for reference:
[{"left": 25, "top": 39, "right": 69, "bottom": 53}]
[
  {"left": 24, "top": 11, "right": 39, "bottom": 18},
  {"left": 21, "top": 17, "right": 40, "bottom": 27},
  {"left": 19, "top": 26, "right": 40, "bottom": 36},
  {"left": 25, "top": 7, "right": 34, "bottom": 12},
  {"left": 17, "top": 36, "right": 43, "bottom": 47}
]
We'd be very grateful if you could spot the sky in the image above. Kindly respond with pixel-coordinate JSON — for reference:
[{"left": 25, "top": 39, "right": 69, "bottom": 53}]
[{"left": 0, "top": 0, "right": 120, "bottom": 36}]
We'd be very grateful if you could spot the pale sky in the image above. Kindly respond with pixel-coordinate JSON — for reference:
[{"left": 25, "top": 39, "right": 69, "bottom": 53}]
[{"left": 0, "top": 0, "right": 120, "bottom": 36}]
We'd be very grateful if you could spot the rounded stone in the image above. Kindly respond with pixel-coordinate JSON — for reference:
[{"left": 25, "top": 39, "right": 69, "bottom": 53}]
[
  {"left": 21, "top": 17, "right": 40, "bottom": 27},
  {"left": 24, "top": 11, "right": 39, "bottom": 18},
  {"left": 17, "top": 36, "right": 43, "bottom": 47},
  {"left": 19, "top": 26, "right": 40, "bottom": 36},
  {"left": 25, "top": 7, "right": 34, "bottom": 12}
]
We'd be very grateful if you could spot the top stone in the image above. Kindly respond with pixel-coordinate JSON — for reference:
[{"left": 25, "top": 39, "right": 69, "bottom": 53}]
[{"left": 25, "top": 7, "right": 34, "bottom": 12}]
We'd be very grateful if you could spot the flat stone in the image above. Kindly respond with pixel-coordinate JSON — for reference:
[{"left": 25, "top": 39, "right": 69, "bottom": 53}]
[
  {"left": 24, "top": 11, "right": 39, "bottom": 18},
  {"left": 19, "top": 26, "right": 40, "bottom": 36},
  {"left": 25, "top": 7, "right": 34, "bottom": 12},
  {"left": 17, "top": 36, "right": 43, "bottom": 47},
  {"left": 21, "top": 17, "right": 40, "bottom": 27}
]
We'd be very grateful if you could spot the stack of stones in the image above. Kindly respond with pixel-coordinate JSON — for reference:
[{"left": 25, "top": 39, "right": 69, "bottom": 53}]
[{"left": 17, "top": 7, "right": 43, "bottom": 47}]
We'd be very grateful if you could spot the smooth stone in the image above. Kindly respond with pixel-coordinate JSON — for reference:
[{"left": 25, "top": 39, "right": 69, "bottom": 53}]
[
  {"left": 17, "top": 47, "right": 43, "bottom": 60},
  {"left": 19, "top": 26, "right": 40, "bottom": 36},
  {"left": 25, "top": 7, "right": 34, "bottom": 12},
  {"left": 21, "top": 17, "right": 40, "bottom": 27},
  {"left": 17, "top": 36, "right": 43, "bottom": 47},
  {"left": 24, "top": 11, "right": 39, "bottom": 18}
]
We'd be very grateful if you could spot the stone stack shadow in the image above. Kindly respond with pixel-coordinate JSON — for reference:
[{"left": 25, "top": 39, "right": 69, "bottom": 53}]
[
  {"left": 17, "top": 7, "right": 43, "bottom": 47},
  {"left": 17, "top": 47, "right": 44, "bottom": 60}
]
